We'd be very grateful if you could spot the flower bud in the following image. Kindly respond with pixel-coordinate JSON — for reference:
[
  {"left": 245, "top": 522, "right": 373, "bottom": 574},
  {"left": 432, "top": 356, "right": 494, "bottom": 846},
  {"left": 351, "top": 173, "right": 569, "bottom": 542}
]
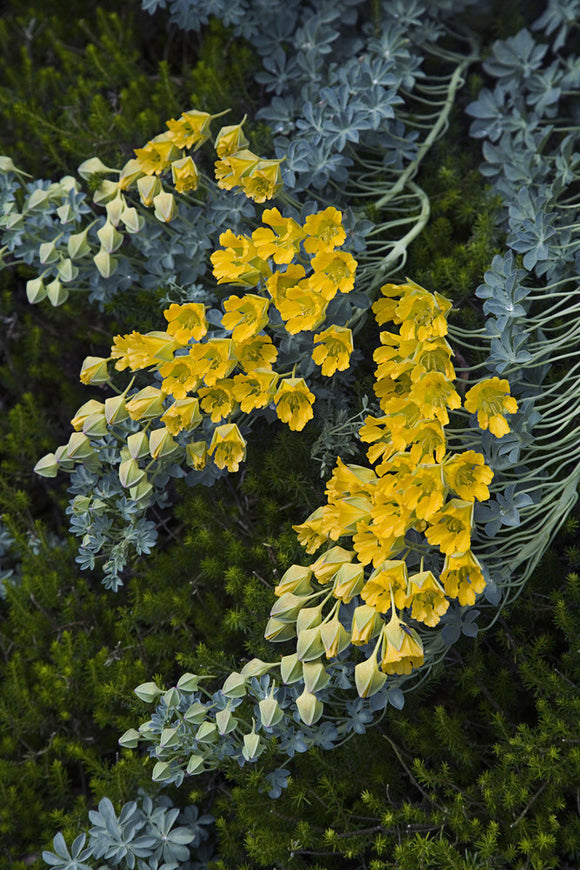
[
  {"left": 222, "top": 671, "right": 247, "bottom": 699},
  {"left": 56, "top": 202, "right": 76, "bottom": 224},
  {"left": 311, "top": 546, "right": 354, "bottom": 585},
  {"left": 137, "top": 175, "right": 162, "bottom": 207},
  {"left": 93, "top": 179, "right": 120, "bottom": 205},
  {"left": 240, "top": 658, "right": 273, "bottom": 678},
  {"left": 67, "top": 228, "right": 91, "bottom": 259},
  {"left": 54, "top": 445, "right": 74, "bottom": 471},
  {"left": 274, "top": 565, "right": 313, "bottom": 597},
  {"left": 80, "top": 356, "right": 110, "bottom": 385},
  {"left": 296, "top": 626, "right": 325, "bottom": 662},
  {"left": 355, "top": 653, "right": 388, "bottom": 698},
  {"left": 118, "top": 158, "right": 145, "bottom": 190},
  {"left": 26, "top": 277, "right": 47, "bottom": 304},
  {"left": 72, "top": 496, "right": 92, "bottom": 513},
  {"left": 82, "top": 411, "right": 108, "bottom": 437},
  {"left": 120, "top": 206, "right": 145, "bottom": 234},
  {"left": 93, "top": 248, "right": 118, "bottom": 278},
  {"left": 280, "top": 653, "right": 303, "bottom": 684},
  {"left": 46, "top": 279, "right": 69, "bottom": 307},
  {"left": 185, "top": 441, "right": 207, "bottom": 470},
  {"left": 160, "top": 726, "right": 180, "bottom": 748},
  {"left": 129, "top": 481, "right": 153, "bottom": 504},
  {"left": 134, "top": 682, "right": 162, "bottom": 703},
  {"left": 163, "top": 687, "right": 181, "bottom": 709},
  {"left": 126, "top": 386, "right": 166, "bottom": 421},
  {"left": 320, "top": 616, "right": 351, "bottom": 658},
  {"left": 26, "top": 189, "right": 49, "bottom": 210},
  {"left": 302, "top": 660, "right": 330, "bottom": 694},
  {"left": 332, "top": 562, "right": 365, "bottom": 603},
  {"left": 186, "top": 755, "right": 205, "bottom": 775},
  {"left": 104, "top": 394, "right": 129, "bottom": 425},
  {"left": 119, "top": 458, "right": 146, "bottom": 489},
  {"left": 149, "top": 426, "right": 178, "bottom": 460},
  {"left": 269, "top": 592, "right": 307, "bottom": 622},
  {"left": 264, "top": 617, "right": 296, "bottom": 642},
  {"left": 97, "top": 220, "right": 123, "bottom": 253},
  {"left": 259, "top": 690, "right": 284, "bottom": 729},
  {"left": 296, "top": 689, "right": 323, "bottom": 726},
  {"left": 34, "top": 453, "right": 59, "bottom": 478},
  {"left": 296, "top": 604, "right": 323, "bottom": 634},
  {"left": 242, "top": 725, "right": 263, "bottom": 762},
  {"left": 39, "top": 240, "right": 60, "bottom": 264},
  {"left": 184, "top": 702, "right": 207, "bottom": 724},
  {"left": 127, "top": 430, "right": 150, "bottom": 460},
  {"left": 118, "top": 728, "right": 141, "bottom": 748},
  {"left": 66, "top": 432, "right": 95, "bottom": 461},
  {"left": 215, "top": 707, "right": 237, "bottom": 735},
  {"left": 77, "top": 156, "right": 117, "bottom": 181},
  {"left": 56, "top": 258, "right": 78, "bottom": 284},
  {"left": 152, "top": 762, "right": 172, "bottom": 782},
  {"left": 71, "top": 400, "right": 105, "bottom": 431},
  {"left": 196, "top": 721, "right": 217, "bottom": 743},
  {"left": 153, "top": 190, "right": 178, "bottom": 222},
  {"left": 350, "top": 604, "right": 383, "bottom": 646}
]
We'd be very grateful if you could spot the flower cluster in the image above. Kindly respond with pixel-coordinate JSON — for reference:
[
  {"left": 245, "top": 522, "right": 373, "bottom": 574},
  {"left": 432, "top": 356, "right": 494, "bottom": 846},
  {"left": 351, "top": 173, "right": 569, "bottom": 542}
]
[
  {"left": 265, "top": 281, "right": 518, "bottom": 697},
  {"left": 35, "top": 207, "right": 357, "bottom": 495}
]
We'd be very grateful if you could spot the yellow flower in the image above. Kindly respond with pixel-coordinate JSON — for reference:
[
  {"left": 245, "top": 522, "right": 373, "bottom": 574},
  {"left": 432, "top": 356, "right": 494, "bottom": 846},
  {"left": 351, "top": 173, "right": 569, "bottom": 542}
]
[
  {"left": 380, "top": 613, "right": 424, "bottom": 675},
  {"left": 166, "top": 110, "right": 212, "bottom": 150},
  {"left": 137, "top": 175, "right": 162, "bottom": 207},
  {"left": 312, "top": 325, "right": 353, "bottom": 376},
  {"left": 265, "top": 264, "right": 306, "bottom": 306},
  {"left": 311, "top": 546, "right": 355, "bottom": 585},
  {"left": 214, "top": 118, "right": 249, "bottom": 158},
  {"left": 410, "top": 338, "right": 455, "bottom": 382},
  {"left": 190, "top": 338, "right": 237, "bottom": 386},
  {"left": 397, "top": 286, "right": 452, "bottom": 342},
  {"left": 276, "top": 284, "right": 328, "bottom": 334},
  {"left": 208, "top": 423, "right": 246, "bottom": 472},
  {"left": 443, "top": 451, "right": 494, "bottom": 502},
  {"left": 79, "top": 356, "right": 110, "bottom": 385},
  {"left": 231, "top": 369, "right": 278, "bottom": 413},
  {"left": 441, "top": 549, "right": 486, "bottom": 605},
  {"left": 211, "top": 230, "right": 271, "bottom": 287},
  {"left": 214, "top": 149, "right": 260, "bottom": 190},
  {"left": 425, "top": 499, "right": 474, "bottom": 555},
  {"left": 408, "top": 421, "right": 447, "bottom": 465},
  {"left": 221, "top": 293, "right": 270, "bottom": 343},
  {"left": 400, "top": 463, "right": 446, "bottom": 522},
  {"left": 134, "top": 134, "right": 180, "bottom": 175},
  {"left": 171, "top": 156, "right": 199, "bottom": 192},
  {"left": 158, "top": 356, "right": 201, "bottom": 399},
  {"left": 236, "top": 334, "right": 278, "bottom": 372},
  {"left": 361, "top": 560, "right": 408, "bottom": 613},
  {"left": 161, "top": 397, "right": 203, "bottom": 434},
  {"left": 198, "top": 379, "right": 236, "bottom": 422},
  {"left": 164, "top": 302, "right": 208, "bottom": 343},
  {"left": 293, "top": 506, "right": 329, "bottom": 554},
  {"left": 303, "top": 207, "right": 346, "bottom": 254},
  {"left": 251, "top": 227, "right": 297, "bottom": 265},
  {"left": 309, "top": 250, "right": 357, "bottom": 300},
  {"left": 274, "top": 377, "right": 315, "bottom": 430},
  {"left": 409, "top": 372, "right": 461, "bottom": 425},
  {"left": 259, "top": 207, "right": 305, "bottom": 255},
  {"left": 406, "top": 570, "right": 449, "bottom": 627},
  {"left": 352, "top": 520, "right": 402, "bottom": 568},
  {"left": 185, "top": 440, "right": 207, "bottom": 470},
  {"left": 240, "top": 158, "right": 283, "bottom": 202},
  {"left": 464, "top": 377, "right": 518, "bottom": 438},
  {"left": 322, "top": 495, "right": 373, "bottom": 540},
  {"left": 110, "top": 331, "right": 179, "bottom": 372},
  {"left": 325, "top": 457, "right": 378, "bottom": 503}
]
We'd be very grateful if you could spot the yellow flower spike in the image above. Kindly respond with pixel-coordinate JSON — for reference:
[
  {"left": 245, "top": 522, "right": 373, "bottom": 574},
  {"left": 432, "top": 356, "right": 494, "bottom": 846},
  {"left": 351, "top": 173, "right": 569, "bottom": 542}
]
[
  {"left": 240, "top": 158, "right": 284, "bottom": 202},
  {"left": 274, "top": 377, "right": 315, "bottom": 431},
  {"left": 409, "top": 372, "right": 461, "bottom": 426},
  {"left": 221, "top": 293, "right": 270, "bottom": 343},
  {"left": 214, "top": 117, "right": 249, "bottom": 158},
  {"left": 406, "top": 570, "right": 449, "bottom": 627},
  {"left": 425, "top": 499, "right": 474, "bottom": 556},
  {"left": 303, "top": 207, "right": 346, "bottom": 254},
  {"left": 166, "top": 110, "right": 214, "bottom": 150},
  {"left": 265, "top": 263, "right": 307, "bottom": 306},
  {"left": 350, "top": 604, "right": 384, "bottom": 646},
  {"left": 443, "top": 450, "right": 494, "bottom": 502},
  {"left": 441, "top": 549, "right": 486, "bottom": 606},
  {"left": 464, "top": 377, "right": 518, "bottom": 438},
  {"left": 361, "top": 560, "right": 409, "bottom": 613},
  {"left": 380, "top": 612, "right": 424, "bottom": 675},
  {"left": 125, "top": 386, "right": 166, "bottom": 421},
  {"left": 332, "top": 562, "right": 365, "bottom": 603},
  {"left": 158, "top": 357, "right": 202, "bottom": 400},
  {"left": 198, "top": 379, "right": 237, "bottom": 422},
  {"left": 312, "top": 325, "right": 354, "bottom": 376},
  {"left": 171, "top": 156, "right": 199, "bottom": 193},
  {"left": 231, "top": 369, "right": 279, "bottom": 413},
  {"left": 274, "top": 565, "right": 313, "bottom": 597},
  {"left": 79, "top": 356, "right": 110, "bottom": 385},
  {"left": 207, "top": 423, "right": 246, "bottom": 472},
  {"left": 137, "top": 175, "right": 162, "bottom": 207},
  {"left": 276, "top": 283, "right": 328, "bottom": 334},
  {"left": 311, "top": 546, "right": 355, "bottom": 585},
  {"left": 236, "top": 334, "right": 278, "bottom": 372},
  {"left": 164, "top": 302, "right": 208, "bottom": 344},
  {"left": 161, "top": 397, "right": 203, "bottom": 435},
  {"left": 71, "top": 399, "right": 105, "bottom": 432},
  {"left": 292, "top": 506, "right": 329, "bottom": 554},
  {"left": 185, "top": 440, "right": 207, "bottom": 471},
  {"left": 309, "top": 250, "right": 358, "bottom": 299},
  {"left": 134, "top": 133, "right": 180, "bottom": 175}
]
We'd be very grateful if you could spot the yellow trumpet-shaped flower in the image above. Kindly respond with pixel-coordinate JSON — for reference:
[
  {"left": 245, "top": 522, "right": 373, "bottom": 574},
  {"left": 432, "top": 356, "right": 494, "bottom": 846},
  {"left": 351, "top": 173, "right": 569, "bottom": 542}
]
[
  {"left": 274, "top": 377, "right": 315, "bottom": 430},
  {"left": 161, "top": 398, "right": 203, "bottom": 435},
  {"left": 293, "top": 506, "right": 329, "bottom": 554},
  {"left": 265, "top": 264, "right": 306, "bottom": 306},
  {"left": 240, "top": 158, "right": 284, "bottom": 202},
  {"left": 236, "top": 334, "right": 278, "bottom": 372},
  {"left": 380, "top": 613, "right": 424, "bottom": 675},
  {"left": 276, "top": 283, "right": 328, "bottom": 334},
  {"left": 214, "top": 118, "right": 249, "bottom": 158},
  {"left": 409, "top": 372, "right": 461, "bottom": 426},
  {"left": 322, "top": 495, "right": 373, "bottom": 540},
  {"left": 166, "top": 110, "right": 213, "bottom": 150},
  {"left": 231, "top": 369, "right": 278, "bottom": 413},
  {"left": 134, "top": 133, "right": 180, "bottom": 175},
  {"left": 443, "top": 450, "right": 494, "bottom": 502},
  {"left": 303, "top": 207, "right": 346, "bottom": 254},
  {"left": 190, "top": 338, "right": 237, "bottom": 386},
  {"left": 325, "top": 457, "right": 378, "bottom": 503},
  {"left": 441, "top": 549, "right": 486, "bottom": 606},
  {"left": 171, "top": 155, "right": 199, "bottom": 192},
  {"left": 361, "top": 560, "right": 408, "bottom": 613},
  {"left": 214, "top": 149, "right": 260, "bottom": 190},
  {"left": 309, "top": 250, "right": 357, "bottom": 299},
  {"left": 464, "top": 377, "right": 518, "bottom": 438},
  {"left": 164, "top": 302, "right": 208, "bottom": 344},
  {"left": 198, "top": 379, "right": 237, "bottom": 422},
  {"left": 208, "top": 423, "right": 246, "bottom": 472},
  {"left": 406, "top": 570, "right": 449, "bottom": 627},
  {"left": 111, "top": 331, "right": 180, "bottom": 372},
  {"left": 312, "top": 325, "right": 353, "bottom": 376},
  {"left": 158, "top": 356, "right": 201, "bottom": 399},
  {"left": 221, "top": 293, "right": 270, "bottom": 344},
  {"left": 425, "top": 499, "right": 474, "bottom": 556},
  {"left": 211, "top": 229, "right": 271, "bottom": 287},
  {"left": 397, "top": 287, "right": 452, "bottom": 342}
]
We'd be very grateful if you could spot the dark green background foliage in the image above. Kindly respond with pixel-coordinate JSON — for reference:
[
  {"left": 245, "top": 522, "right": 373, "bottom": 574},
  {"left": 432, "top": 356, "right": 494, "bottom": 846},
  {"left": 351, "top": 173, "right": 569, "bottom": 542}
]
[{"left": 0, "top": 0, "right": 578, "bottom": 869}]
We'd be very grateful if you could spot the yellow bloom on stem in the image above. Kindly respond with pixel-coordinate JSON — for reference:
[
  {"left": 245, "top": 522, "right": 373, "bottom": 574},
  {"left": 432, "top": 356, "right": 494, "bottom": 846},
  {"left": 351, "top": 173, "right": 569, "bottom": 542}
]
[
  {"left": 441, "top": 549, "right": 486, "bottom": 605},
  {"left": 171, "top": 156, "right": 199, "bottom": 192},
  {"left": 265, "top": 264, "right": 306, "bottom": 306},
  {"left": 111, "top": 331, "right": 179, "bottom": 371},
  {"left": 158, "top": 356, "right": 202, "bottom": 399},
  {"left": 406, "top": 570, "right": 449, "bottom": 627},
  {"left": 221, "top": 293, "right": 270, "bottom": 343},
  {"left": 208, "top": 423, "right": 246, "bottom": 472},
  {"left": 274, "top": 377, "right": 315, "bottom": 430},
  {"left": 443, "top": 450, "right": 494, "bottom": 502},
  {"left": 400, "top": 463, "right": 446, "bottom": 522},
  {"left": 236, "top": 334, "right": 278, "bottom": 372},
  {"left": 185, "top": 440, "right": 207, "bottom": 470},
  {"left": 464, "top": 377, "right": 518, "bottom": 438},
  {"left": 134, "top": 134, "right": 180, "bottom": 175},
  {"left": 425, "top": 499, "right": 474, "bottom": 556},
  {"left": 214, "top": 118, "right": 249, "bottom": 158},
  {"left": 361, "top": 560, "right": 408, "bottom": 613},
  {"left": 231, "top": 369, "right": 278, "bottom": 413},
  {"left": 322, "top": 495, "right": 373, "bottom": 540},
  {"left": 352, "top": 520, "right": 403, "bottom": 568},
  {"left": 397, "top": 287, "right": 452, "bottom": 342},
  {"left": 161, "top": 397, "right": 203, "bottom": 434},
  {"left": 240, "top": 158, "right": 284, "bottom": 202},
  {"left": 190, "top": 338, "right": 237, "bottom": 386},
  {"left": 198, "top": 379, "right": 237, "bottom": 422},
  {"left": 276, "top": 284, "right": 328, "bottom": 334},
  {"left": 293, "top": 506, "right": 329, "bottom": 554},
  {"left": 325, "top": 457, "right": 378, "bottom": 503},
  {"left": 380, "top": 613, "right": 424, "bottom": 675},
  {"left": 260, "top": 207, "right": 305, "bottom": 251},
  {"left": 166, "top": 110, "right": 213, "bottom": 150},
  {"left": 251, "top": 227, "right": 297, "bottom": 265},
  {"left": 211, "top": 231, "right": 271, "bottom": 287},
  {"left": 410, "top": 338, "right": 455, "bottom": 382},
  {"left": 214, "top": 149, "right": 260, "bottom": 190},
  {"left": 309, "top": 250, "right": 357, "bottom": 299},
  {"left": 303, "top": 207, "right": 346, "bottom": 254},
  {"left": 409, "top": 372, "right": 461, "bottom": 426},
  {"left": 312, "top": 325, "right": 353, "bottom": 376},
  {"left": 311, "top": 546, "right": 355, "bottom": 585},
  {"left": 408, "top": 421, "right": 447, "bottom": 465},
  {"left": 164, "top": 302, "right": 208, "bottom": 343}
]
